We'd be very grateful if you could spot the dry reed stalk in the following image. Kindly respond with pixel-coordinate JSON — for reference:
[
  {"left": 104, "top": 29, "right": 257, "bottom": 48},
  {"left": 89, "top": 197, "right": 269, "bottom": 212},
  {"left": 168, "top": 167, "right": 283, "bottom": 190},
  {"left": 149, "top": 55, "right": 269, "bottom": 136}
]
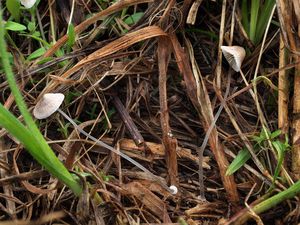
[
  {"left": 181, "top": 0, "right": 195, "bottom": 27},
  {"left": 278, "top": 34, "right": 289, "bottom": 134},
  {"left": 277, "top": 0, "right": 300, "bottom": 178},
  {"left": 215, "top": 0, "right": 227, "bottom": 89},
  {"left": 0, "top": 211, "right": 65, "bottom": 225},
  {"left": 291, "top": 0, "right": 300, "bottom": 178},
  {"left": 157, "top": 37, "right": 178, "bottom": 188},
  {"left": 186, "top": 0, "right": 204, "bottom": 25}
]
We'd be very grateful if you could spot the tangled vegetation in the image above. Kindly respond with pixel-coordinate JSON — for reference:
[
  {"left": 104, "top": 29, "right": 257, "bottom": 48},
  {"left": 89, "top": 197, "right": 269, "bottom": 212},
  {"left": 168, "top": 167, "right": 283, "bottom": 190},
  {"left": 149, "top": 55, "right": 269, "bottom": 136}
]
[{"left": 0, "top": 0, "right": 300, "bottom": 224}]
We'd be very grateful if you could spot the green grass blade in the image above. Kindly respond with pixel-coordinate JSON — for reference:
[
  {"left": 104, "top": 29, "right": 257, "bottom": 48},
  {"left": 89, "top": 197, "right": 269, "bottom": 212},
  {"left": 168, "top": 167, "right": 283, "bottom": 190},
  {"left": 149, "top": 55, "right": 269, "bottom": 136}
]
[
  {"left": 67, "top": 23, "right": 75, "bottom": 49},
  {"left": 253, "top": 180, "right": 300, "bottom": 214},
  {"left": 5, "top": 21, "right": 26, "bottom": 31},
  {"left": 6, "top": 0, "right": 20, "bottom": 21},
  {"left": 249, "top": 0, "right": 260, "bottom": 43},
  {"left": 124, "top": 12, "right": 144, "bottom": 25},
  {"left": 0, "top": 13, "right": 39, "bottom": 135},
  {"left": 0, "top": 7, "right": 82, "bottom": 196},
  {"left": 241, "top": 0, "right": 249, "bottom": 35},
  {"left": 254, "top": 0, "right": 275, "bottom": 45},
  {"left": 272, "top": 140, "right": 286, "bottom": 181},
  {"left": 226, "top": 148, "right": 252, "bottom": 175}
]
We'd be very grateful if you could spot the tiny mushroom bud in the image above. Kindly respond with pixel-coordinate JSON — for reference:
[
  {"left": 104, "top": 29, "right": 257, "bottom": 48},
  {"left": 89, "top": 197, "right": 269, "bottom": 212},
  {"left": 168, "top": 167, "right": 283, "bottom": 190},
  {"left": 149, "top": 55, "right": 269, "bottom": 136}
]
[
  {"left": 20, "top": 0, "right": 37, "bottom": 9},
  {"left": 221, "top": 46, "right": 246, "bottom": 72},
  {"left": 33, "top": 93, "right": 65, "bottom": 119}
]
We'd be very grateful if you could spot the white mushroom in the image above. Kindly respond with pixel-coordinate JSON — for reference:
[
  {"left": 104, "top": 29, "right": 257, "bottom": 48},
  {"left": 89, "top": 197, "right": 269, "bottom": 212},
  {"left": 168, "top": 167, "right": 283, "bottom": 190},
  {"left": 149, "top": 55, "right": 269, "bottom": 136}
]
[
  {"left": 33, "top": 93, "right": 65, "bottom": 119},
  {"left": 33, "top": 92, "right": 177, "bottom": 194},
  {"left": 221, "top": 46, "right": 246, "bottom": 72},
  {"left": 20, "top": 0, "right": 37, "bottom": 8}
]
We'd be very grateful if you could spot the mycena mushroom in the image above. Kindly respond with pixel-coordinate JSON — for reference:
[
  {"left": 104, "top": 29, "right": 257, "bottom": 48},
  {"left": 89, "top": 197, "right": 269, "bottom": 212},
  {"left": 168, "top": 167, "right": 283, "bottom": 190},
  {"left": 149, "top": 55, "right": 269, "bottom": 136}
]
[
  {"left": 33, "top": 93, "right": 178, "bottom": 195},
  {"left": 220, "top": 46, "right": 246, "bottom": 72},
  {"left": 221, "top": 45, "right": 257, "bottom": 100}
]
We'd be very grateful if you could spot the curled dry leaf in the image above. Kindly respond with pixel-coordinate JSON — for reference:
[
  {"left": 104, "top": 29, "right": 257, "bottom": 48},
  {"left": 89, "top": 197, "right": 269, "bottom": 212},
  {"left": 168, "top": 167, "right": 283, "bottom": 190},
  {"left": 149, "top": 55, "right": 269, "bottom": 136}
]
[
  {"left": 221, "top": 46, "right": 246, "bottom": 72},
  {"left": 33, "top": 93, "right": 65, "bottom": 119},
  {"left": 40, "top": 26, "right": 166, "bottom": 97}
]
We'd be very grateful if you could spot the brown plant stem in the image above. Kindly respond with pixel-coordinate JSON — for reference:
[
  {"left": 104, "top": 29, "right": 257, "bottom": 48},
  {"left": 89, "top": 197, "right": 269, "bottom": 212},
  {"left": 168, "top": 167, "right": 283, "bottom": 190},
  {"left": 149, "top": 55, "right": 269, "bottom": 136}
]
[
  {"left": 157, "top": 37, "right": 178, "bottom": 187},
  {"left": 278, "top": 35, "right": 289, "bottom": 134},
  {"left": 277, "top": 0, "right": 300, "bottom": 178}
]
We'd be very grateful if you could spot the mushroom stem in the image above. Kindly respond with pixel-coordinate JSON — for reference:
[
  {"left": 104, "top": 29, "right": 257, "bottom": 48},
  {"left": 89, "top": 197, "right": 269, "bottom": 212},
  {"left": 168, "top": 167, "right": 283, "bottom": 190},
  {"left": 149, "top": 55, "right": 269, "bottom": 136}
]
[{"left": 57, "top": 109, "right": 175, "bottom": 194}]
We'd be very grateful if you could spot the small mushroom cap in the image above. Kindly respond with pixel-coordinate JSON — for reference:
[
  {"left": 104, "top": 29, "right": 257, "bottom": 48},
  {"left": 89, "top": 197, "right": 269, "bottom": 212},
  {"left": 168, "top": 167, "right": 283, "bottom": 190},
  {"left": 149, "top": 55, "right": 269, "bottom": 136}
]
[
  {"left": 33, "top": 93, "right": 65, "bottom": 119},
  {"left": 221, "top": 46, "right": 246, "bottom": 72},
  {"left": 20, "top": 0, "right": 37, "bottom": 8}
]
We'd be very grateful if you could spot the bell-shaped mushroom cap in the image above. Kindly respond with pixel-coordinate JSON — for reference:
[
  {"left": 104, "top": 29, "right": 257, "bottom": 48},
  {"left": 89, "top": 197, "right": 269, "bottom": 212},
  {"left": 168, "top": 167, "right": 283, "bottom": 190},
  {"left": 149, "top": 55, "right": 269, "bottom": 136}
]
[
  {"left": 221, "top": 46, "right": 246, "bottom": 72},
  {"left": 20, "top": 0, "right": 37, "bottom": 8},
  {"left": 33, "top": 93, "right": 65, "bottom": 119}
]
